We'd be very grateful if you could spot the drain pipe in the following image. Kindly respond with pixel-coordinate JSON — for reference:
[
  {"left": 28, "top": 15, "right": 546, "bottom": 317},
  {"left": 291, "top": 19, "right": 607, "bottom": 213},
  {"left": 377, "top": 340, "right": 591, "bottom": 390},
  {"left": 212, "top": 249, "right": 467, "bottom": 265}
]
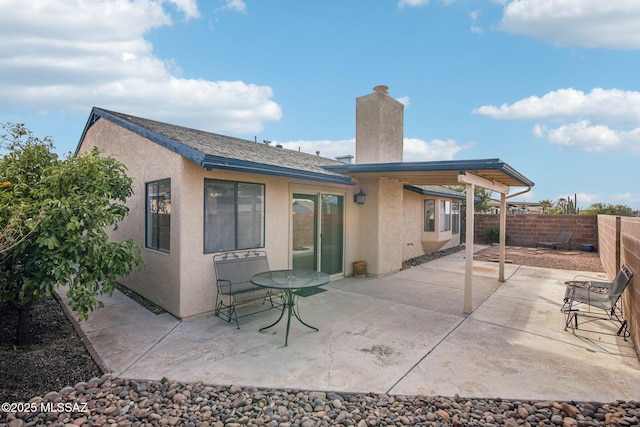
[
  {"left": 506, "top": 186, "right": 533, "bottom": 202},
  {"left": 498, "top": 186, "right": 533, "bottom": 281}
]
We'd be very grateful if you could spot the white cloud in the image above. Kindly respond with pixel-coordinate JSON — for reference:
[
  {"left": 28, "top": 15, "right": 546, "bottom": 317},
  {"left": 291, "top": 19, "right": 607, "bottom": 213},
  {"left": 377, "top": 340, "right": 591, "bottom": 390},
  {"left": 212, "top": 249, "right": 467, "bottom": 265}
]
[
  {"left": 469, "top": 9, "right": 484, "bottom": 34},
  {"left": 611, "top": 192, "right": 640, "bottom": 206},
  {"left": 475, "top": 88, "right": 640, "bottom": 155},
  {"left": 220, "top": 0, "right": 247, "bottom": 13},
  {"left": 396, "top": 96, "right": 411, "bottom": 107},
  {"left": 473, "top": 88, "right": 640, "bottom": 125},
  {"left": 403, "top": 138, "right": 473, "bottom": 161},
  {"left": 276, "top": 137, "right": 472, "bottom": 162},
  {"left": 533, "top": 121, "right": 640, "bottom": 154},
  {"left": 499, "top": 0, "right": 640, "bottom": 49},
  {"left": 165, "top": 0, "right": 200, "bottom": 19},
  {"left": 0, "top": 0, "right": 281, "bottom": 135},
  {"left": 399, "top": 0, "right": 429, "bottom": 8},
  {"left": 574, "top": 192, "right": 600, "bottom": 206}
]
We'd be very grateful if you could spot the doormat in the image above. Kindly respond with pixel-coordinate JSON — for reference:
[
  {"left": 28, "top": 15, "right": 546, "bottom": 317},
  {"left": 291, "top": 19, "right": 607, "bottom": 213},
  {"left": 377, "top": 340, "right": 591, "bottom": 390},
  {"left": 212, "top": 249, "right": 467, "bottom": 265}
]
[{"left": 294, "top": 287, "right": 327, "bottom": 297}]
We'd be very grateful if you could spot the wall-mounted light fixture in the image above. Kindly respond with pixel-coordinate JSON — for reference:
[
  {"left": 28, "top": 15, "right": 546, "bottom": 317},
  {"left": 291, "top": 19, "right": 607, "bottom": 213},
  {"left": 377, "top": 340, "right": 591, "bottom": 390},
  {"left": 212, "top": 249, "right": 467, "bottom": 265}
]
[{"left": 353, "top": 189, "right": 366, "bottom": 205}]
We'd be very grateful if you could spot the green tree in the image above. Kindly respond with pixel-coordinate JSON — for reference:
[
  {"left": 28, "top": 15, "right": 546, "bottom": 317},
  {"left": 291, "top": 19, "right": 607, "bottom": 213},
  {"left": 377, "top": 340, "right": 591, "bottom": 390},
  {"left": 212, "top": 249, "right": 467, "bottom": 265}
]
[
  {"left": 445, "top": 186, "right": 493, "bottom": 213},
  {"left": 582, "top": 203, "right": 634, "bottom": 216},
  {"left": 538, "top": 199, "right": 554, "bottom": 214},
  {"left": 0, "top": 123, "right": 143, "bottom": 345},
  {"left": 473, "top": 187, "right": 493, "bottom": 213}
]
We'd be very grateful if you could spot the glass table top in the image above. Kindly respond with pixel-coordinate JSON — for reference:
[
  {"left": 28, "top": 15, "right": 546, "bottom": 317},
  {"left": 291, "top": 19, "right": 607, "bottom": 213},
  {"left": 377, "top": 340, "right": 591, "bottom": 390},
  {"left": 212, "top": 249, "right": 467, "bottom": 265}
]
[{"left": 250, "top": 269, "right": 330, "bottom": 290}]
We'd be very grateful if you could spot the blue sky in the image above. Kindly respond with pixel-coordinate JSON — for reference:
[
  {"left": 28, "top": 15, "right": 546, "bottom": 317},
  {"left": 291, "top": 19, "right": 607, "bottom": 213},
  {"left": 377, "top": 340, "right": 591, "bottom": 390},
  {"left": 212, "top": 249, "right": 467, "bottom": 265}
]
[{"left": 1, "top": 0, "right": 640, "bottom": 209}]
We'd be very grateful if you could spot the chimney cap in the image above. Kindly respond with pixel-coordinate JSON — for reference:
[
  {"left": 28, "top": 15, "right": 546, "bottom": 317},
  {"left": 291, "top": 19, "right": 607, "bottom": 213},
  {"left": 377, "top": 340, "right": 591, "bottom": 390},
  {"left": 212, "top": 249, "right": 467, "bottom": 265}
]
[
  {"left": 373, "top": 85, "right": 389, "bottom": 94},
  {"left": 335, "top": 155, "right": 354, "bottom": 164}
]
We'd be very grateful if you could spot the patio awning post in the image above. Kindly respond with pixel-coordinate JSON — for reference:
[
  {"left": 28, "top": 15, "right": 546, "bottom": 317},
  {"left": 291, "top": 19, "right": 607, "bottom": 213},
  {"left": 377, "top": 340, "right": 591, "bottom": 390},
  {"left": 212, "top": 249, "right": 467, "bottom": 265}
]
[
  {"left": 499, "top": 192, "right": 507, "bottom": 282},
  {"left": 464, "top": 182, "right": 474, "bottom": 314}
]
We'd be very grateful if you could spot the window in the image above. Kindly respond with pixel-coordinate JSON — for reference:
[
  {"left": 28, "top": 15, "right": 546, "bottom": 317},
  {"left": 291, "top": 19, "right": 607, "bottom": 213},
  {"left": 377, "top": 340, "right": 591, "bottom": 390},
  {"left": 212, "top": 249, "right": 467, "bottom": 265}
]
[
  {"left": 424, "top": 199, "right": 435, "bottom": 232},
  {"left": 452, "top": 202, "right": 460, "bottom": 234},
  {"left": 440, "top": 200, "right": 451, "bottom": 232},
  {"left": 146, "top": 179, "right": 171, "bottom": 252},
  {"left": 204, "top": 179, "right": 265, "bottom": 253}
]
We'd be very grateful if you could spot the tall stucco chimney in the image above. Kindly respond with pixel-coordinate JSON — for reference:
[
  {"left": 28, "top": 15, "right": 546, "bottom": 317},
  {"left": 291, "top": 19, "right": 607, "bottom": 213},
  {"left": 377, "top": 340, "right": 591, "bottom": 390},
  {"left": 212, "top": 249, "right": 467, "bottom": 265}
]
[{"left": 355, "top": 85, "right": 404, "bottom": 164}]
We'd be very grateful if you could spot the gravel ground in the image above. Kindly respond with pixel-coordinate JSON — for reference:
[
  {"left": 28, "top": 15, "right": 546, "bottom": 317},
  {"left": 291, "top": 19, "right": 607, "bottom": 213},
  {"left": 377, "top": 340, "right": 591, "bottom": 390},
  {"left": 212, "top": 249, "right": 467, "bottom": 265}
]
[
  {"left": 2, "top": 376, "right": 639, "bottom": 426},
  {"left": 2, "top": 248, "right": 636, "bottom": 427}
]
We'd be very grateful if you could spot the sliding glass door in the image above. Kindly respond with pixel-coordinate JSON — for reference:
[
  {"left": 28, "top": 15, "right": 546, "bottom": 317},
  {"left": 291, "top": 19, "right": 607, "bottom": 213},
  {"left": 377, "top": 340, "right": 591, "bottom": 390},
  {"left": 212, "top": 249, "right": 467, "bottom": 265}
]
[{"left": 292, "top": 193, "right": 344, "bottom": 275}]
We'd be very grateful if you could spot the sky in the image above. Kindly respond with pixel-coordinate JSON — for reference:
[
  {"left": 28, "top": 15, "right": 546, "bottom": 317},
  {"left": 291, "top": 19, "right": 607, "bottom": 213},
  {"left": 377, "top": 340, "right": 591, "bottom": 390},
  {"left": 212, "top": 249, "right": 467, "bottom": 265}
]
[{"left": 1, "top": 0, "right": 640, "bottom": 209}]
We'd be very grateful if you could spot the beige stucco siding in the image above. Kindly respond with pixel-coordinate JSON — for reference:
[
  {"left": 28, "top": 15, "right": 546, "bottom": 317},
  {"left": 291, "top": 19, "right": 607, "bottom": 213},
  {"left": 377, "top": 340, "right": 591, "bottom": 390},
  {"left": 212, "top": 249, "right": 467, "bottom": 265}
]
[
  {"left": 178, "top": 166, "right": 295, "bottom": 318},
  {"left": 402, "top": 190, "right": 462, "bottom": 260},
  {"left": 356, "top": 178, "right": 404, "bottom": 276},
  {"left": 78, "top": 118, "right": 376, "bottom": 318},
  {"left": 180, "top": 170, "right": 358, "bottom": 318},
  {"left": 78, "top": 118, "right": 183, "bottom": 316}
]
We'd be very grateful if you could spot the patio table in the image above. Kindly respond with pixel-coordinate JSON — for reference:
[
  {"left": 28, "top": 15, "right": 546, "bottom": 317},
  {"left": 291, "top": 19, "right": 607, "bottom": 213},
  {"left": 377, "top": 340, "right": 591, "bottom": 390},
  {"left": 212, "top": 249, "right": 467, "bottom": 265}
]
[{"left": 250, "top": 269, "right": 330, "bottom": 346}]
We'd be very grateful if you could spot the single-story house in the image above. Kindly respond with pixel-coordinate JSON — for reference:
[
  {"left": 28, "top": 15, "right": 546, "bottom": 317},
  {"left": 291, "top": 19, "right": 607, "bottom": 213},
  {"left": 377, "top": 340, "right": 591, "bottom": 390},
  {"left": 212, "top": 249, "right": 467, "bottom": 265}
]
[{"left": 76, "top": 85, "right": 534, "bottom": 318}]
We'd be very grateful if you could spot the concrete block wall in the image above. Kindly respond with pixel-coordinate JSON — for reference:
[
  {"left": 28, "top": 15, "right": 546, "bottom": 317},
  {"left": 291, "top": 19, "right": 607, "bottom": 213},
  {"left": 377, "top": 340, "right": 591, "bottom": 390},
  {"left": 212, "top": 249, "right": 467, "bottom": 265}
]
[
  {"left": 474, "top": 214, "right": 598, "bottom": 249},
  {"left": 598, "top": 215, "right": 640, "bottom": 356},
  {"left": 597, "top": 215, "right": 620, "bottom": 274}
]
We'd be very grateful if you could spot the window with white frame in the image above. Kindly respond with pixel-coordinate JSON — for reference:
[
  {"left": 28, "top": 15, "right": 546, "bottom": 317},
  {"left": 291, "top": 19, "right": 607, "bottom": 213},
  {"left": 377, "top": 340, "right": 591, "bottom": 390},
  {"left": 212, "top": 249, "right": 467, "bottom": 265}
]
[
  {"left": 204, "top": 179, "right": 265, "bottom": 253},
  {"left": 424, "top": 199, "right": 435, "bottom": 232},
  {"left": 440, "top": 200, "right": 451, "bottom": 232},
  {"left": 452, "top": 202, "right": 460, "bottom": 234}
]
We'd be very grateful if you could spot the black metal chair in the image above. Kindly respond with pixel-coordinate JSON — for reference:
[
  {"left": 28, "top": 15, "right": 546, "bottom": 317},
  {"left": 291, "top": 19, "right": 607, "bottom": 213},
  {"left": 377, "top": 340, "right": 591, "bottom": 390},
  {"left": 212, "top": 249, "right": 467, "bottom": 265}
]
[
  {"left": 537, "top": 230, "right": 573, "bottom": 250},
  {"left": 562, "top": 264, "right": 633, "bottom": 339}
]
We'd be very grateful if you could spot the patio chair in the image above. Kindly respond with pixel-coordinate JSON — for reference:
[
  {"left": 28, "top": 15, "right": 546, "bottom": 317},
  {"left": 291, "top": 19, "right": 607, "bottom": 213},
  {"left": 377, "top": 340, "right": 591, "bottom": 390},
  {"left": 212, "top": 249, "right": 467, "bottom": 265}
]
[
  {"left": 562, "top": 264, "right": 633, "bottom": 340},
  {"left": 537, "top": 230, "right": 573, "bottom": 250}
]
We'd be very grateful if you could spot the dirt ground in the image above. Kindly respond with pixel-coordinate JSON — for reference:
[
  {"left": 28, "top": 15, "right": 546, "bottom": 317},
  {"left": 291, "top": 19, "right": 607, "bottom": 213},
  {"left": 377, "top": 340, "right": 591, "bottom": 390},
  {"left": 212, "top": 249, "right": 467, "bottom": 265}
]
[
  {"left": 0, "top": 296, "right": 102, "bottom": 403},
  {"left": 474, "top": 245, "right": 604, "bottom": 272}
]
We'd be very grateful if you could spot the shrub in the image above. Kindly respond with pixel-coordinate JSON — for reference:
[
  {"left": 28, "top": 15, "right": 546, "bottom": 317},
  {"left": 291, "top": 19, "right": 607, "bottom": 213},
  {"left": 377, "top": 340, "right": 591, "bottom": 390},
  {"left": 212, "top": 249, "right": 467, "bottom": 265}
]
[{"left": 483, "top": 226, "right": 510, "bottom": 244}]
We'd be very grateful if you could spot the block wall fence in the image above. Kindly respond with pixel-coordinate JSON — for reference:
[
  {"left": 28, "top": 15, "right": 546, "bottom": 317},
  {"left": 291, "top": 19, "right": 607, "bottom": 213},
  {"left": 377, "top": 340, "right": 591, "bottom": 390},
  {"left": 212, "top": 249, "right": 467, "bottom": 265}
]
[
  {"left": 473, "top": 214, "right": 639, "bottom": 358},
  {"left": 473, "top": 214, "right": 598, "bottom": 248},
  {"left": 598, "top": 215, "right": 640, "bottom": 356}
]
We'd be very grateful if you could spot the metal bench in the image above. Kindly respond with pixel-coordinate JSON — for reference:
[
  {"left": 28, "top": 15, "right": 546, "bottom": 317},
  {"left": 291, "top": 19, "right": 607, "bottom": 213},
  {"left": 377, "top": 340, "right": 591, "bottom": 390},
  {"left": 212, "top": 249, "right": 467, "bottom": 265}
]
[
  {"left": 562, "top": 264, "right": 633, "bottom": 340},
  {"left": 213, "top": 250, "right": 278, "bottom": 328}
]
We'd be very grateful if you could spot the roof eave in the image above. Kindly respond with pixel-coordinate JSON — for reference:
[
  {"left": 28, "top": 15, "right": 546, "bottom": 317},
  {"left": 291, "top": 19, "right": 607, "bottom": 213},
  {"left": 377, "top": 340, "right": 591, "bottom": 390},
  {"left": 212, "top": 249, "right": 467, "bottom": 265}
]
[
  {"left": 75, "top": 107, "right": 207, "bottom": 165},
  {"left": 203, "top": 155, "right": 355, "bottom": 186},
  {"left": 404, "top": 185, "right": 466, "bottom": 200},
  {"left": 323, "top": 158, "right": 535, "bottom": 188}
]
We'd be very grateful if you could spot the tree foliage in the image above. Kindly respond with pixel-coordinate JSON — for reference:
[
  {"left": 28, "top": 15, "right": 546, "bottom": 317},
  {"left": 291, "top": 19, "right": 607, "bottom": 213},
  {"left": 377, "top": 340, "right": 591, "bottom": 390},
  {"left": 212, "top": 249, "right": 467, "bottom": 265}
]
[
  {"left": 582, "top": 203, "right": 634, "bottom": 216},
  {"left": 473, "top": 187, "right": 493, "bottom": 213},
  {"left": 445, "top": 186, "right": 493, "bottom": 213},
  {"left": 544, "top": 196, "right": 578, "bottom": 214},
  {"left": 0, "top": 123, "right": 143, "bottom": 345}
]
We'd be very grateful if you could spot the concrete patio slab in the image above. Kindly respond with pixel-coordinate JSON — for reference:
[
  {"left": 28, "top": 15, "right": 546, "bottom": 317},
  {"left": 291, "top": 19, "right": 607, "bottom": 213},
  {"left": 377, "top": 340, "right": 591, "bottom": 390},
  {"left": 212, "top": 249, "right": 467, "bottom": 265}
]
[
  {"left": 389, "top": 317, "right": 639, "bottom": 402},
  {"left": 61, "top": 253, "right": 640, "bottom": 403}
]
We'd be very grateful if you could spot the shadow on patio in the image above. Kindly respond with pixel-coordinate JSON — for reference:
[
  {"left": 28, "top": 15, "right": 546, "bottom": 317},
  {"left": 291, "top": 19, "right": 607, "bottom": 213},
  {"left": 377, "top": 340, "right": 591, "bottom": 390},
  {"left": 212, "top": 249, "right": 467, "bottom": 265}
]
[{"left": 61, "top": 249, "right": 640, "bottom": 403}]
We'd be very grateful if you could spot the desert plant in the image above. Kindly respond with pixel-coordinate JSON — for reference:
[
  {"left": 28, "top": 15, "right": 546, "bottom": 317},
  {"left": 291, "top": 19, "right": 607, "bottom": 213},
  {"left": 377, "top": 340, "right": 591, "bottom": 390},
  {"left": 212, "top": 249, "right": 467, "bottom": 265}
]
[{"left": 483, "top": 226, "right": 510, "bottom": 245}]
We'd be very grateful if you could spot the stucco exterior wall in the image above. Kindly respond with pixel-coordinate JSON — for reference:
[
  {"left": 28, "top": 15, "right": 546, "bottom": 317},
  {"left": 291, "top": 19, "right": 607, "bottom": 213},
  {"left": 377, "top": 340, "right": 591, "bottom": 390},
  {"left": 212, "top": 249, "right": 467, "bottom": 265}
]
[
  {"left": 80, "top": 119, "right": 360, "bottom": 318},
  {"left": 402, "top": 190, "right": 462, "bottom": 261},
  {"left": 357, "top": 178, "right": 403, "bottom": 276},
  {"left": 172, "top": 169, "right": 359, "bottom": 318},
  {"left": 78, "top": 119, "right": 183, "bottom": 316},
  {"left": 355, "top": 90, "right": 404, "bottom": 164}
]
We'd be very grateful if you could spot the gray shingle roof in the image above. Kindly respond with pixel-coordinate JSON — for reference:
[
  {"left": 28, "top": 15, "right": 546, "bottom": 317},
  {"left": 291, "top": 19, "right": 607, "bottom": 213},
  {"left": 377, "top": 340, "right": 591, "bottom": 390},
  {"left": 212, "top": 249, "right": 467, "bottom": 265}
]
[
  {"left": 404, "top": 185, "right": 466, "bottom": 199},
  {"left": 79, "top": 108, "right": 354, "bottom": 186}
]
